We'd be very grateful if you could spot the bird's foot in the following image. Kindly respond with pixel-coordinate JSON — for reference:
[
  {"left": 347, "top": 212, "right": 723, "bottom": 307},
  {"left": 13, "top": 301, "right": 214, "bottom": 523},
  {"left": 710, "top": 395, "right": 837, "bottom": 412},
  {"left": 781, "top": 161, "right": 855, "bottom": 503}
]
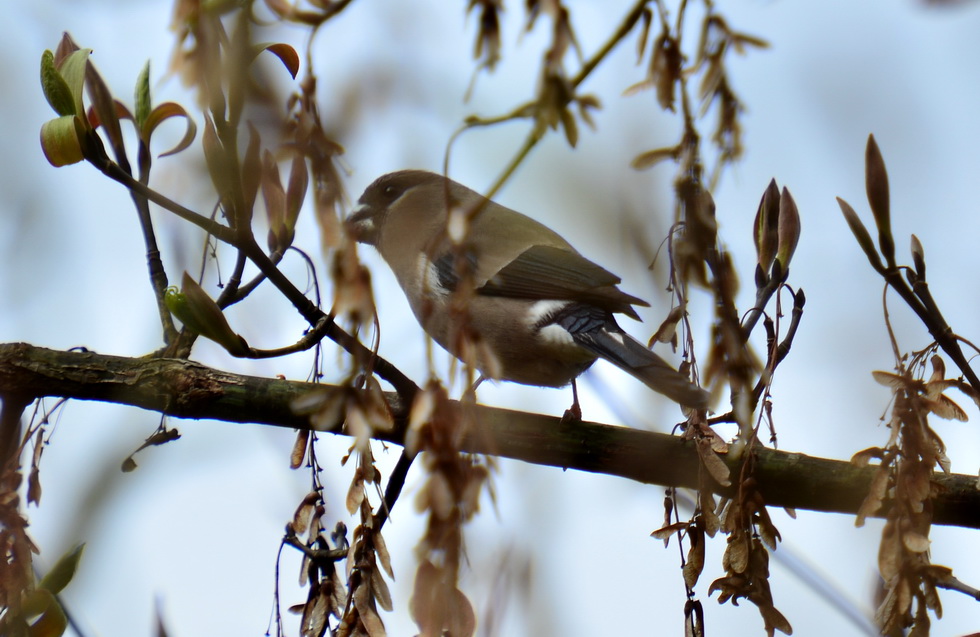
[{"left": 560, "top": 402, "right": 582, "bottom": 426}]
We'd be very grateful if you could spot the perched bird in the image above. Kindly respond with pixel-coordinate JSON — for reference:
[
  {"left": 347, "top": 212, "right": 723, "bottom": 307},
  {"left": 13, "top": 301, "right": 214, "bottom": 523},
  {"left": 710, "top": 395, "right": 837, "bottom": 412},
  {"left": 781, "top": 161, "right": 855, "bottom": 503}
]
[{"left": 347, "top": 170, "right": 709, "bottom": 411}]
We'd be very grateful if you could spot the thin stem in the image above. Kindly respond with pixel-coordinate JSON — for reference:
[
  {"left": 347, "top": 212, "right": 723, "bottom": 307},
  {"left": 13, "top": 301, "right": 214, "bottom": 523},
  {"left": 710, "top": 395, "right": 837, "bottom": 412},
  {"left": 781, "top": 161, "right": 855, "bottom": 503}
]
[
  {"left": 571, "top": 0, "right": 651, "bottom": 89},
  {"left": 97, "top": 160, "right": 236, "bottom": 243},
  {"left": 885, "top": 269, "right": 980, "bottom": 394}
]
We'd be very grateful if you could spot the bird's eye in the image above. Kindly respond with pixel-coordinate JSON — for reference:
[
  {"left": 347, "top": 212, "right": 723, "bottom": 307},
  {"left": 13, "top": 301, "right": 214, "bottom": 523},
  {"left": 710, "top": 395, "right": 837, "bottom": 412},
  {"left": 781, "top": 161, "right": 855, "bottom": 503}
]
[{"left": 383, "top": 185, "right": 395, "bottom": 196}]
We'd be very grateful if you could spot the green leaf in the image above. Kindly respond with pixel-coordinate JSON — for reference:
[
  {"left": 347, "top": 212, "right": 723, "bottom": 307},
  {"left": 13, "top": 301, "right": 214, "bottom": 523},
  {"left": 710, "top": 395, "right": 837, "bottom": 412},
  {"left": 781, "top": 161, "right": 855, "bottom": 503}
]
[
  {"left": 134, "top": 61, "right": 151, "bottom": 131},
  {"left": 56, "top": 48, "right": 92, "bottom": 121},
  {"left": 168, "top": 274, "right": 250, "bottom": 356},
  {"left": 40, "top": 50, "right": 75, "bottom": 116},
  {"left": 39, "top": 116, "right": 85, "bottom": 166},
  {"left": 28, "top": 590, "right": 67, "bottom": 637},
  {"left": 39, "top": 544, "right": 84, "bottom": 595}
]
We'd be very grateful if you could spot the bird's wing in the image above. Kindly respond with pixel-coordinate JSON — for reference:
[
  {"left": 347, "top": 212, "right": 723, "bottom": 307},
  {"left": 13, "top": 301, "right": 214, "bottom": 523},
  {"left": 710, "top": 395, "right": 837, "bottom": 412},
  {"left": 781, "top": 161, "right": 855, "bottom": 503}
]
[{"left": 480, "top": 245, "right": 649, "bottom": 318}]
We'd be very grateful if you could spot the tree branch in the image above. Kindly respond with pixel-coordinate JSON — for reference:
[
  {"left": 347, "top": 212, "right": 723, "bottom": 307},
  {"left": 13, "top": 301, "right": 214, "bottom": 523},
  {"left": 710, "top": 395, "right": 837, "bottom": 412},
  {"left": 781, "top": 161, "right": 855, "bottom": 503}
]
[{"left": 1, "top": 342, "right": 978, "bottom": 529}]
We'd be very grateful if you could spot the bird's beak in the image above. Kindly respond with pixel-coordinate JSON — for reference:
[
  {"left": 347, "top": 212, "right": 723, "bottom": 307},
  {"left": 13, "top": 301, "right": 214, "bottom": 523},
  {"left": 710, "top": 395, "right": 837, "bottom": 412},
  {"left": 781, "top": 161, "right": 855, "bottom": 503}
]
[{"left": 345, "top": 203, "right": 377, "bottom": 245}]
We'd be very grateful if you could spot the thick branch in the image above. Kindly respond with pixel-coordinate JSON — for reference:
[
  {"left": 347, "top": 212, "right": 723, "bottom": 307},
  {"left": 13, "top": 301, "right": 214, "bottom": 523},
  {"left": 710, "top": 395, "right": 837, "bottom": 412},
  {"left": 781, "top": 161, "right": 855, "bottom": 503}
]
[{"left": 1, "top": 342, "right": 978, "bottom": 529}]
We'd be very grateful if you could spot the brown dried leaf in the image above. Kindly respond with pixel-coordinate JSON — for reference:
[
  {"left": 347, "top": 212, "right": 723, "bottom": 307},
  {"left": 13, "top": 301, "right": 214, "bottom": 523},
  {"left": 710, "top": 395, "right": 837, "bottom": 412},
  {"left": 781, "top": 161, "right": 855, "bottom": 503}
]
[
  {"left": 409, "top": 560, "right": 435, "bottom": 616},
  {"left": 363, "top": 375, "right": 394, "bottom": 432},
  {"left": 851, "top": 446, "right": 884, "bottom": 467},
  {"left": 707, "top": 428, "right": 730, "bottom": 454},
  {"left": 345, "top": 404, "right": 373, "bottom": 453},
  {"left": 260, "top": 42, "right": 300, "bottom": 79},
  {"left": 331, "top": 246, "right": 377, "bottom": 326},
  {"left": 707, "top": 575, "right": 740, "bottom": 604},
  {"left": 290, "top": 429, "right": 309, "bottom": 469},
  {"left": 904, "top": 461, "right": 933, "bottom": 512},
  {"left": 723, "top": 530, "right": 749, "bottom": 574},
  {"left": 622, "top": 78, "right": 654, "bottom": 97},
  {"left": 650, "top": 521, "right": 688, "bottom": 541},
  {"left": 346, "top": 470, "right": 365, "bottom": 515},
  {"left": 856, "top": 466, "right": 890, "bottom": 527},
  {"left": 470, "top": 0, "right": 502, "bottom": 71},
  {"left": 760, "top": 604, "right": 793, "bottom": 636},
  {"left": 304, "top": 389, "right": 345, "bottom": 432},
  {"left": 872, "top": 370, "right": 907, "bottom": 389},
  {"left": 461, "top": 464, "right": 488, "bottom": 516},
  {"left": 559, "top": 107, "right": 578, "bottom": 147},
  {"left": 875, "top": 581, "right": 900, "bottom": 632},
  {"left": 696, "top": 438, "right": 731, "bottom": 487},
  {"left": 700, "top": 493, "right": 721, "bottom": 537},
  {"left": 330, "top": 569, "right": 347, "bottom": 616},
  {"left": 935, "top": 446, "right": 951, "bottom": 474},
  {"left": 144, "top": 101, "right": 198, "bottom": 158},
  {"left": 299, "top": 591, "right": 328, "bottom": 637},
  {"left": 27, "top": 466, "right": 42, "bottom": 507},
  {"left": 27, "top": 428, "right": 44, "bottom": 505},
  {"left": 635, "top": 7, "right": 652, "bottom": 62},
  {"left": 698, "top": 56, "right": 724, "bottom": 102},
  {"left": 448, "top": 587, "right": 477, "bottom": 637},
  {"left": 630, "top": 145, "right": 680, "bottom": 170},
  {"left": 374, "top": 530, "right": 394, "bottom": 579},
  {"left": 928, "top": 355, "right": 946, "bottom": 385},
  {"left": 878, "top": 519, "right": 903, "bottom": 581},
  {"left": 417, "top": 472, "right": 453, "bottom": 520},
  {"left": 651, "top": 304, "right": 685, "bottom": 345},
  {"left": 262, "top": 150, "right": 286, "bottom": 251},
  {"left": 923, "top": 394, "right": 968, "bottom": 422},
  {"left": 652, "top": 29, "right": 681, "bottom": 111},
  {"left": 286, "top": 154, "right": 309, "bottom": 229},
  {"left": 202, "top": 116, "right": 233, "bottom": 206},
  {"left": 240, "top": 122, "right": 261, "bottom": 216},
  {"left": 352, "top": 581, "right": 386, "bottom": 637},
  {"left": 682, "top": 525, "right": 705, "bottom": 588},
  {"left": 924, "top": 378, "right": 959, "bottom": 398},
  {"left": 372, "top": 567, "right": 393, "bottom": 612},
  {"left": 292, "top": 491, "right": 320, "bottom": 535},
  {"left": 902, "top": 530, "right": 931, "bottom": 553},
  {"left": 731, "top": 32, "right": 770, "bottom": 52},
  {"left": 318, "top": 189, "right": 344, "bottom": 250},
  {"left": 755, "top": 509, "right": 781, "bottom": 551}
]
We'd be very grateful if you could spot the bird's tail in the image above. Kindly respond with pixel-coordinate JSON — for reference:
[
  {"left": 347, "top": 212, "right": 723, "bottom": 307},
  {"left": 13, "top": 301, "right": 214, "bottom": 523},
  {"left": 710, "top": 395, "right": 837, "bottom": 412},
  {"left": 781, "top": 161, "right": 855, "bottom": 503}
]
[{"left": 576, "top": 326, "right": 709, "bottom": 410}]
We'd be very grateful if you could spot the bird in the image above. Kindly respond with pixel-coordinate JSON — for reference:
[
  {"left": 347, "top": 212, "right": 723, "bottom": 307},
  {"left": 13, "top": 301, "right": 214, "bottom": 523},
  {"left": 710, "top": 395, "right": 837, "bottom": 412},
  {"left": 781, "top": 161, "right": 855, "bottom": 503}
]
[{"left": 346, "top": 170, "right": 709, "bottom": 412}]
